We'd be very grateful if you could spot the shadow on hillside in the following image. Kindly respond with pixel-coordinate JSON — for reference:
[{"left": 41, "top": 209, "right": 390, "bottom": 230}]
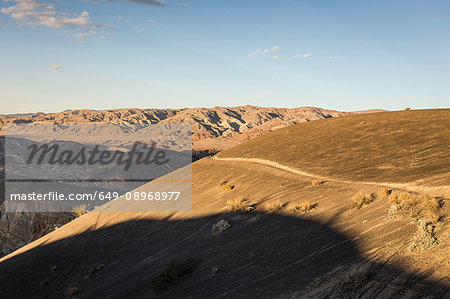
[{"left": 0, "top": 212, "right": 448, "bottom": 298}]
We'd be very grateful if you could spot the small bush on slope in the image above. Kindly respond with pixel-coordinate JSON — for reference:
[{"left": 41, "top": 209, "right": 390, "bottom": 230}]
[
  {"left": 151, "top": 257, "right": 197, "bottom": 293},
  {"left": 389, "top": 192, "right": 444, "bottom": 252},
  {"left": 265, "top": 201, "right": 286, "bottom": 213},
  {"left": 389, "top": 192, "right": 443, "bottom": 223},
  {"left": 311, "top": 179, "right": 324, "bottom": 186},
  {"left": 352, "top": 192, "right": 375, "bottom": 209},
  {"left": 221, "top": 184, "right": 234, "bottom": 191},
  {"left": 408, "top": 220, "right": 438, "bottom": 252},
  {"left": 291, "top": 201, "right": 315, "bottom": 213},
  {"left": 211, "top": 220, "right": 231, "bottom": 233},
  {"left": 227, "top": 197, "right": 255, "bottom": 213},
  {"left": 72, "top": 204, "right": 88, "bottom": 217},
  {"left": 381, "top": 188, "right": 392, "bottom": 197}
]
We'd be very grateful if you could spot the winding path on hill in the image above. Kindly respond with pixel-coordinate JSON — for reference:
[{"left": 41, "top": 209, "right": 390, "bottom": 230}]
[{"left": 213, "top": 156, "right": 450, "bottom": 198}]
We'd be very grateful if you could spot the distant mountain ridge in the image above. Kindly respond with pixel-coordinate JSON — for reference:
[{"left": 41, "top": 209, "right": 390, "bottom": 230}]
[{"left": 0, "top": 106, "right": 383, "bottom": 150}]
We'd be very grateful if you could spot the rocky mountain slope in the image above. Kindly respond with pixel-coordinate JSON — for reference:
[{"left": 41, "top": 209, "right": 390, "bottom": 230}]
[
  {"left": 0, "top": 109, "right": 447, "bottom": 298},
  {"left": 0, "top": 106, "right": 364, "bottom": 257},
  {"left": 0, "top": 106, "right": 358, "bottom": 151}
]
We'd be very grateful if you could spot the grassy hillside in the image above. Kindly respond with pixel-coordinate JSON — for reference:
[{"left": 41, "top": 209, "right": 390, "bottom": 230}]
[{"left": 218, "top": 109, "right": 450, "bottom": 186}]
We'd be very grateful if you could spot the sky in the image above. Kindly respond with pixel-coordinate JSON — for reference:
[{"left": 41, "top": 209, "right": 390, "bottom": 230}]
[{"left": 0, "top": 0, "right": 449, "bottom": 114}]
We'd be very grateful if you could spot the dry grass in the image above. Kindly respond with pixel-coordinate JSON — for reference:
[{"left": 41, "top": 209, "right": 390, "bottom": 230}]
[
  {"left": 88, "top": 264, "right": 105, "bottom": 275},
  {"left": 389, "top": 192, "right": 443, "bottom": 223},
  {"left": 311, "top": 179, "right": 324, "bottom": 186},
  {"left": 389, "top": 192, "right": 444, "bottom": 252},
  {"left": 151, "top": 257, "right": 196, "bottom": 294},
  {"left": 66, "top": 286, "right": 80, "bottom": 296},
  {"left": 226, "top": 197, "right": 255, "bottom": 213},
  {"left": 381, "top": 188, "right": 392, "bottom": 197},
  {"left": 290, "top": 201, "right": 315, "bottom": 213},
  {"left": 221, "top": 184, "right": 234, "bottom": 191},
  {"left": 265, "top": 201, "right": 285, "bottom": 213},
  {"left": 408, "top": 220, "right": 438, "bottom": 252},
  {"left": 72, "top": 204, "right": 88, "bottom": 217},
  {"left": 352, "top": 192, "right": 375, "bottom": 209}
]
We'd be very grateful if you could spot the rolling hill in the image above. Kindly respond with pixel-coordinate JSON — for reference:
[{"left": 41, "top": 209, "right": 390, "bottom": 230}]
[{"left": 0, "top": 109, "right": 448, "bottom": 298}]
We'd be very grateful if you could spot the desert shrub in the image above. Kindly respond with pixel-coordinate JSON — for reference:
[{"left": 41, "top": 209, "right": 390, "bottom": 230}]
[
  {"left": 88, "top": 264, "right": 105, "bottom": 275},
  {"left": 334, "top": 263, "right": 374, "bottom": 295},
  {"left": 291, "top": 201, "right": 315, "bottom": 213},
  {"left": 226, "top": 197, "right": 255, "bottom": 213},
  {"left": 221, "top": 184, "right": 234, "bottom": 191},
  {"left": 265, "top": 201, "right": 285, "bottom": 213},
  {"left": 66, "top": 286, "right": 80, "bottom": 296},
  {"left": 381, "top": 188, "right": 392, "bottom": 197},
  {"left": 211, "top": 220, "right": 231, "bottom": 233},
  {"left": 311, "top": 179, "right": 324, "bottom": 186},
  {"left": 352, "top": 192, "right": 375, "bottom": 209},
  {"left": 72, "top": 204, "right": 88, "bottom": 217},
  {"left": 408, "top": 220, "right": 438, "bottom": 252},
  {"left": 151, "top": 257, "right": 197, "bottom": 293},
  {"left": 389, "top": 192, "right": 443, "bottom": 223},
  {"left": 405, "top": 107, "right": 411, "bottom": 111}
]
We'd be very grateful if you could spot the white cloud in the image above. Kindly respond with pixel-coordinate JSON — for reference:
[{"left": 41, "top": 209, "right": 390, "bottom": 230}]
[
  {"left": 247, "top": 49, "right": 261, "bottom": 57},
  {"left": 269, "top": 45, "right": 279, "bottom": 52},
  {"left": 1, "top": 0, "right": 106, "bottom": 29},
  {"left": 92, "top": 0, "right": 166, "bottom": 6},
  {"left": 263, "top": 46, "right": 279, "bottom": 54},
  {"left": 248, "top": 45, "right": 279, "bottom": 57},
  {"left": 73, "top": 31, "right": 106, "bottom": 40},
  {"left": 294, "top": 53, "right": 312, "bottom": 58},
  {"left": 272, "top": 55, "right": 279, "bottom": 59},
  {"left": 51, "top": 65, "right": 62, "bottom": 69}
]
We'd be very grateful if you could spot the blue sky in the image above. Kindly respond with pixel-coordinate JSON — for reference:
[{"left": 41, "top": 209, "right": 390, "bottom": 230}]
[{"left": 1, "top": 0, "right": 449, "bottom": 114}]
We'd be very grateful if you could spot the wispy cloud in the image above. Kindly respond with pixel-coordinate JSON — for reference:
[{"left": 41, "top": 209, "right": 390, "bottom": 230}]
[
  {"left": 272, "top": 55, "right": 279, "bottom": 59},
  {"left": 263, "top": 46, "right": 279, "bottom": 54},
  {"left": 294, "top": 53, "right": 312, "bottom": 58},
  {"left": 51, "top": 65, "right": 62, "bottom": 69},
  {"left": 73, "top": 31, "right": 106, "bottom": 40},
  {"left": 1, "top": 0, "right": 107, "bottom": 29},
  {"left": 247, "top": 49, "right": 261, "bottom": 57},
  {"left": 88, "top": 0, "right": 166, "bottom": 6},
  {"left": 117, "top": 16, "right": 129, "bottom": 23},
  {"left": 133, "top": 25, "right": 146, "bottom": 32},
  {"left": 247, "top": 45, "right": 279, "bottom": 57}
]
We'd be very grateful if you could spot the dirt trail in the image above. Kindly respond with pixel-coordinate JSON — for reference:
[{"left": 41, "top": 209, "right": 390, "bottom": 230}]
[{"left": 213, "top": 156, "right": 450, "bottom": 198}]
